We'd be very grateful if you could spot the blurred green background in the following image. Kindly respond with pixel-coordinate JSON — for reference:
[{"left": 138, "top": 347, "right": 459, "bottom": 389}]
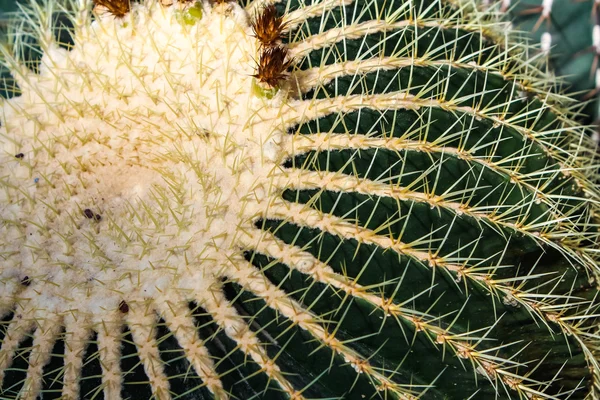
[
  {"left": 0, "top": 0, "right": 18, "bottom": 98},
  {"left": 0, "top": 0, "right": 18, "bottom": 13},
  {"left": 0, "top": 0, "right": 17, "bottom": 10},
  {"left": 505, "top": 0, "right": 599, "bottom": 124},
  {"left": 0, "top": 0, "right": 19, "bottom": 28}
]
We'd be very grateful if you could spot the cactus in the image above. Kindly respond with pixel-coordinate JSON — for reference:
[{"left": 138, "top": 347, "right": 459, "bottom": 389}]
[
  {"left": 485, "top": 0, "right": 600, "bottom": 126},
  {"left": 1, "top": 0, "right": 600, "bottom": 398}
]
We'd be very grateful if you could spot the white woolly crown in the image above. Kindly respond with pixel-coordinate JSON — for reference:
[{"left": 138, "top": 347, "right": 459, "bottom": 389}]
[{"left": 0, "top": 1, "right": 303, "bottom": 397}]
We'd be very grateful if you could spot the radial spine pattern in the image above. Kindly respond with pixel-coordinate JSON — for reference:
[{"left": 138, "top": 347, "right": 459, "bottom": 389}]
[{"left": 0, "top": 0, "right": 600, "bottom": 399}]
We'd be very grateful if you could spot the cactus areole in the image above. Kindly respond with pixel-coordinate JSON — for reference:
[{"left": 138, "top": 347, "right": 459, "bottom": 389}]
[{"left": 1, "top": 0, "right": 600, "bottom": 399}]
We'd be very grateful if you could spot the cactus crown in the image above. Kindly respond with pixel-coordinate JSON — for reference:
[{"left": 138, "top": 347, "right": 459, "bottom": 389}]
[{"left": 1, "top": 0, "right": 600, "bottom": 399}]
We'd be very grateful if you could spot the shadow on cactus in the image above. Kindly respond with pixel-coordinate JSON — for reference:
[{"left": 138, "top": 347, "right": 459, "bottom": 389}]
[{"left": 1, "top": 0, "right": 600, "bottom": 398}]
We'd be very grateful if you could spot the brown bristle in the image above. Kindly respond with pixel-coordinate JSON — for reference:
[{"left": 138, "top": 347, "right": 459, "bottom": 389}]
[
  {"left": 253, "top": 46, "right": 293, "bottom": 88},
  {"left": 252, "top": 5, "right": 287, "bottom": 47},
  {"left": 94, "top": 0, "right": 131, "bottom": 17},
  {"left": 119, "top": 300, "right": 129, "bottom": 313}
]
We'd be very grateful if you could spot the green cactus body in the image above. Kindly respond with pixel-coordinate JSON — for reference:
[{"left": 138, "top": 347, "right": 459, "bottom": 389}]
[{"left": 0, "top": 0, "right": 599, "bottom": 399}]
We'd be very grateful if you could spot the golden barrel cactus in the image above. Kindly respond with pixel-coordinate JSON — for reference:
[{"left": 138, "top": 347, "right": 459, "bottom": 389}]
[{"left": 0, "top": 0, "right": 600, "bottom": 398}]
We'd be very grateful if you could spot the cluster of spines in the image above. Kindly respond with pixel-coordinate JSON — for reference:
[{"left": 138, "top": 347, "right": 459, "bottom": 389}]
[
  {"left": 93, "top": 0, "right": 131, "bottom": 17},
  {"left": 1, "top": 0, "right": 600, "bottom": 399},
  {"left": 251, "top": 5, "right": 292, "bottom": 88}
]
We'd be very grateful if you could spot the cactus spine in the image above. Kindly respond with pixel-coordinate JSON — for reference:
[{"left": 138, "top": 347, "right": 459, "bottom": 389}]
[{"left": 0, "top": 0, "right": 600, "bottom": 398}]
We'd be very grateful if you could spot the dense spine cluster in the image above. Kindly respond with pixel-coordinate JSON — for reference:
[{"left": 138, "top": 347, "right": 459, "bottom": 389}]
[
  {"left": 93, "top": 0, "right": 131, "bottom": 16},
  {"left": 0, "top": 0, "right": 599, "bottom": 399},
  {"left": 252, "top": 5, "right": 292, "bottom": 88}
]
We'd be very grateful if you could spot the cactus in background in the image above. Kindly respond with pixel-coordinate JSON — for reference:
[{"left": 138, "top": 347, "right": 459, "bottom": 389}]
[
  {"left": 485, "top": 0, "right": 600, "bottom": 126},
  {"left": 0, "top": 1, "right": 22, "bottom": 98},
  {"left": 0, "top": 0, "right": 21, "bottom": 28},
  {"left": 1, "top": 0, "right": 600, "bottom": 398}
]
